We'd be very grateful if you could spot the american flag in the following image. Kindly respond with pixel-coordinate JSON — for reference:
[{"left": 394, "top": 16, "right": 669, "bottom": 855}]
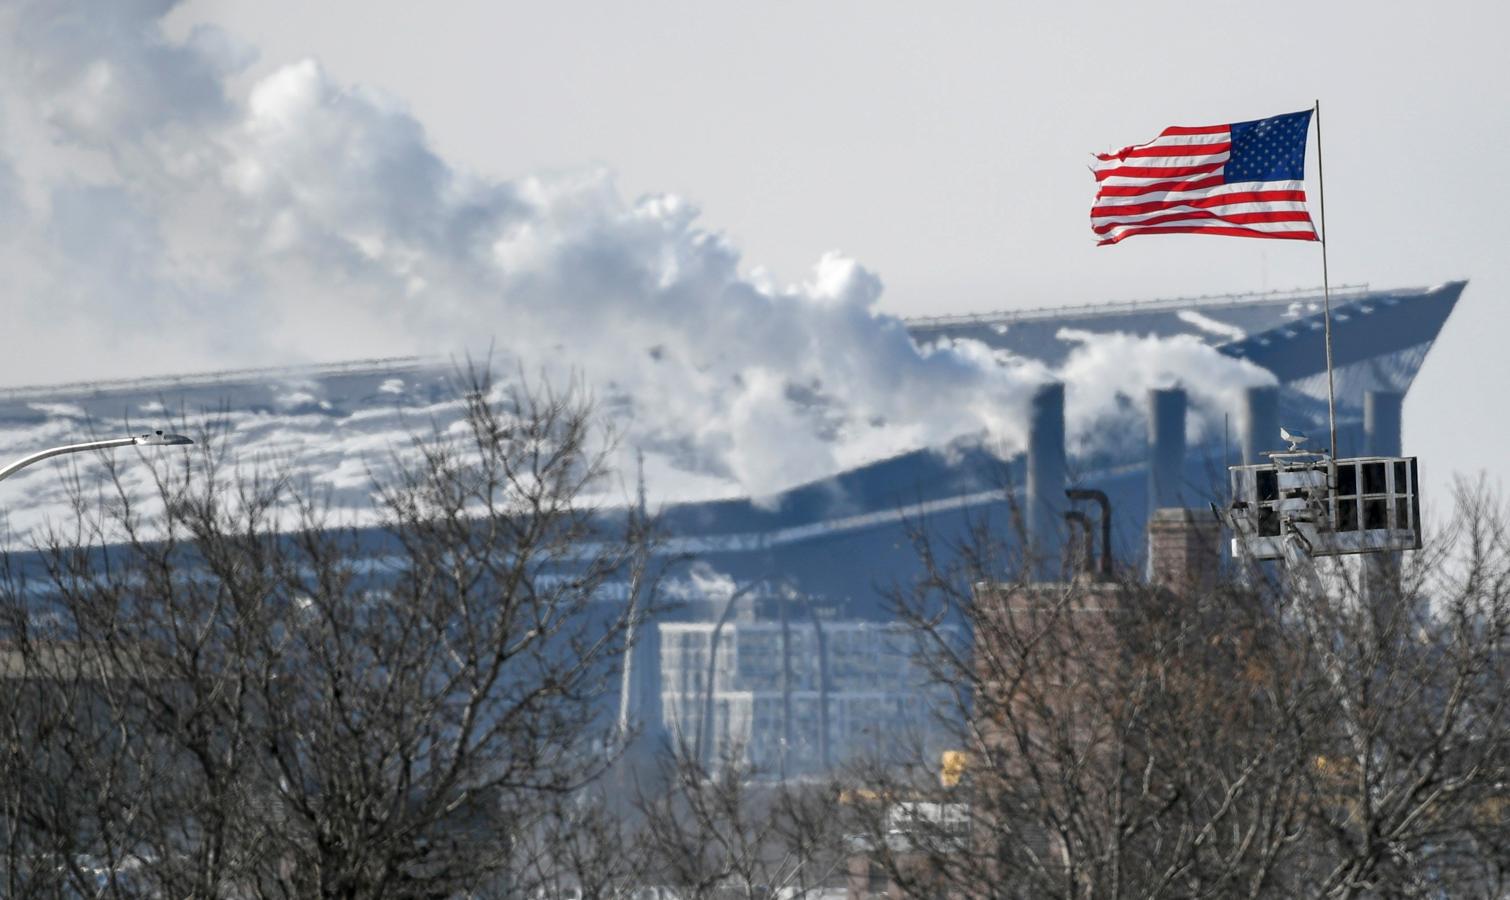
[{"left": 1091, "top": 109, "right": 1318, "bottom": 245}]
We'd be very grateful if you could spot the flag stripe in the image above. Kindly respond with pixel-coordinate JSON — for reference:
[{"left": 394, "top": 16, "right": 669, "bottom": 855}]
[
  {"left": 1098, "top": 225, "right": 1318, "bottom": 245},
  {"left": 1092, "top": 180, "right": 1305, "bottom": 207},
  {"left": 1094, "top": 175, "right": 1226, "bottom": 197},
  {"left": 1093, "top": 152, "right": 1230, "bottom": 173},
  {"left": 1092, "top": 190, "right": 1307, "bottom": 217},
  {"left": 1102, "top": 218, "right": 1316, "bottom": 235},
  {"left": 1097, "top": 216, "right": 1318, "bottom": 238},
  {"left": 1094, "top": 133, "right": 1231, "bottom": 160},
  {"left": 1094, "top": 214, "right": 1317, "bottom": 238},
  {"left": 1094, "top": 161, "right": 1227, "bottom": 182},
  {"left": 1158, "top": 124, "right": 1230, "bottom": 136},
  {"left": 1091, "top": 209, "right": 1315, "bottom": 234},
  {"left": 1093, "top": 209, "right": 1313, "bottom": 236},
  {"left": 1112, "top": 141, "right": 1232, "bottom": 159}
]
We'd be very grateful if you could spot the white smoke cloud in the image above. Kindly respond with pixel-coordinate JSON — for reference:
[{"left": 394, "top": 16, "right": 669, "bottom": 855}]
[
  {"left": 1055, "top": 328, "right": 1273, "bottom": 456},
  {"left": 0, "top": 0, "right": 1274, "bottom": 505}
]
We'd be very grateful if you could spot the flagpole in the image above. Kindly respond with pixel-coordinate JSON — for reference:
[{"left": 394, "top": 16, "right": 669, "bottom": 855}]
[{"left": 1315, "top": 99, "right": 1338, "bottom": 460}]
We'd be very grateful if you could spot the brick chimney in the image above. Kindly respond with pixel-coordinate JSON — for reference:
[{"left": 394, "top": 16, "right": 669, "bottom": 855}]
[{"left": 1147, "top": 507, "right": 1222, "bottom": 595}]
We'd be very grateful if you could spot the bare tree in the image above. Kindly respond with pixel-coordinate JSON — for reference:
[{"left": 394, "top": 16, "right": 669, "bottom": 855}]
[
  {"left": 0, "top": 370, "right": 656, "bottom": 898},
  {"left": 846, "top": 575, "right": 1313, "bottom": 896},
  {"left": 5, "top": 371, "right": 1507, "bottom": 900},
  {"left": 843, "top": 483, "right": 1510, "bottom": 899},
  {"left": 511, "top": 784, "right": 644, "bottom": 900},
  {"left": 1289, "top": 479, "right": 1510, "bottom": 898},
  {"left": 633, "top": 746, "right": 846, "bottom": 899}
]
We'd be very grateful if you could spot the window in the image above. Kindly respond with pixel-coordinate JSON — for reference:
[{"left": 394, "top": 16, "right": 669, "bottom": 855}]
[
  {"left": 1257, "top": 469, "right": 1279, "bottom": 502},
  {"left": 1337, "top": 497, "right": 1358, "bottom": 532},
  {"left": 1334, "top": 463, "right": 1360, "bottom": 532},
  {"left": 1337, "top": 463, "right": 1357, "bottom": 496},
  {"left": 1334, "top": 458, "right": 1415, "bottom": 535}
]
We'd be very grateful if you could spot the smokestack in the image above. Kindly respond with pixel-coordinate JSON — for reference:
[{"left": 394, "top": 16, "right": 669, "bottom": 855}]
[
  {"left": 1027, "top": 382, "right": 1067, "bottom": 580},
  {"left": 1149, "top": 388, "right": 1187, "bottom": 514},
  {"left": 1365, "top": 390, "right": 1403, "bottom": 457},
  {"left": 1363, "top": 390, "right": 1405, "bottom": 605},
  {"left": 1241, "top": 386, "right": 1279, "bottom": 465},
  {"left": 1148, "top": 507, "right": 1223, "bottom": 595}
]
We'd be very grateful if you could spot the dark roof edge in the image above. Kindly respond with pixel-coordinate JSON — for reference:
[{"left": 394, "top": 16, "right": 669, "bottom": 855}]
[
  {"left": 0, "top": 356, "right": 435, "bottom": 403},
  {"left": 905, "top": 282, "right": 1403, "bottom": 331}
]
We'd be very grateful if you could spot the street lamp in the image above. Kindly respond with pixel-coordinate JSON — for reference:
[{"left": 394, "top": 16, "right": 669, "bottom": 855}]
[{"left": 0, "top": 430, "right": 194, "bottom": 484}]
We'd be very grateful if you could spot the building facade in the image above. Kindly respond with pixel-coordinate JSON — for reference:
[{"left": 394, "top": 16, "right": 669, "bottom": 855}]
[{"left": 658, "top": 619, "right": 958, "bottom": 775}]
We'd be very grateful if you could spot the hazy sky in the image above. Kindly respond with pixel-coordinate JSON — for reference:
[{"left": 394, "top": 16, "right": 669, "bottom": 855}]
[
  {"left": 168, "top": 0, "right": 1509, "bottom": 494},
  {"left": 2, "top": 0, "right": 1504, "bottom": 510}
]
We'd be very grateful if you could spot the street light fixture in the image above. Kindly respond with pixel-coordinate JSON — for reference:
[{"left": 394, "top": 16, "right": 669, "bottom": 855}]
[{"left": 0, "top": 430, "right": 194, "bottom": 484}]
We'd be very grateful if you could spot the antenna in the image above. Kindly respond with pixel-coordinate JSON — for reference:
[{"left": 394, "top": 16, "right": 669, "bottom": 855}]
[
  {"left": 636, "top": 447, "right": 647, "bottom": 520},
  {"left": 1315, "top": 99, "right": 1338, "bottom": 460}
]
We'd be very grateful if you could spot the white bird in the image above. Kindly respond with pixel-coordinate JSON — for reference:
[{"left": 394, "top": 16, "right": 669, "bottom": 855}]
[{"left": 1280, "top": 426, "right": 1308, "bottom": 452}]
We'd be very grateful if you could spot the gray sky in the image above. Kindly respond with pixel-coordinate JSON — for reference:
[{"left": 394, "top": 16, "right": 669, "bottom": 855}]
[{"left": 171, "top": 0, "right": 1510, "bottom": 495}]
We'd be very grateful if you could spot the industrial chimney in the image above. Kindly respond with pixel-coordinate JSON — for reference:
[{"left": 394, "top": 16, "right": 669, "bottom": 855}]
[
  {"left": 1026, "top": 382, "right": 1067, "bottom": 580},
  {"left": 1241, "top": 385, "right": 1279, "bottom": 465},
  {"left": 1148, "top": 387, "right": 1188, "bottom": 515}
]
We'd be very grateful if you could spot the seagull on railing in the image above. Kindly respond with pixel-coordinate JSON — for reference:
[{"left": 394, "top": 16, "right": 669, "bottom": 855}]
[{"left": 1280, "top": 426, "right": 1308, "bottom": 452}]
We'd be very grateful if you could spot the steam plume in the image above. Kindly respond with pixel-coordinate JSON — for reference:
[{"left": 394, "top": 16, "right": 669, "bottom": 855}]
[{"left": 0, "top": 0, "right": 1274, "bottom": 507}]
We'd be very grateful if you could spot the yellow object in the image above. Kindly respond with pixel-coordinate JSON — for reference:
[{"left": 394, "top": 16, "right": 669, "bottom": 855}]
[{"left": 941, "top": 750, "right": 970, "bottom": 787}]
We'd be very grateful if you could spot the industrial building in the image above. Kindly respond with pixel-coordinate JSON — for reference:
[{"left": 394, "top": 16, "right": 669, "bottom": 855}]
[
  {"left": 658, "top": 617, "right": 959, "bottom": 776},
  {"left": 0, "top": 281, "right": 1466, "bottom": 774}
]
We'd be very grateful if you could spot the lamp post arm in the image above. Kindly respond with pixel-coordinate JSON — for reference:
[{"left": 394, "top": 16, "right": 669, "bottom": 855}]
[
  {"left": 0, "top": 431, "right": 193, "bottom": 484},
  {"left": 0, "top": 438, "right": 137, "bottom": 484}
]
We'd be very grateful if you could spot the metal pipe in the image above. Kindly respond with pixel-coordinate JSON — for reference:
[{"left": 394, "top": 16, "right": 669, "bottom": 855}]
[
  {"left": 1066, "top": 488, "right": 1113, "bottom": 579},
  {"left": 1315, "top": 100, "right": 1339, "bottom": 460},
  {"left": 1064, "top": 510, "right": 1093, "bottom": 577}
]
